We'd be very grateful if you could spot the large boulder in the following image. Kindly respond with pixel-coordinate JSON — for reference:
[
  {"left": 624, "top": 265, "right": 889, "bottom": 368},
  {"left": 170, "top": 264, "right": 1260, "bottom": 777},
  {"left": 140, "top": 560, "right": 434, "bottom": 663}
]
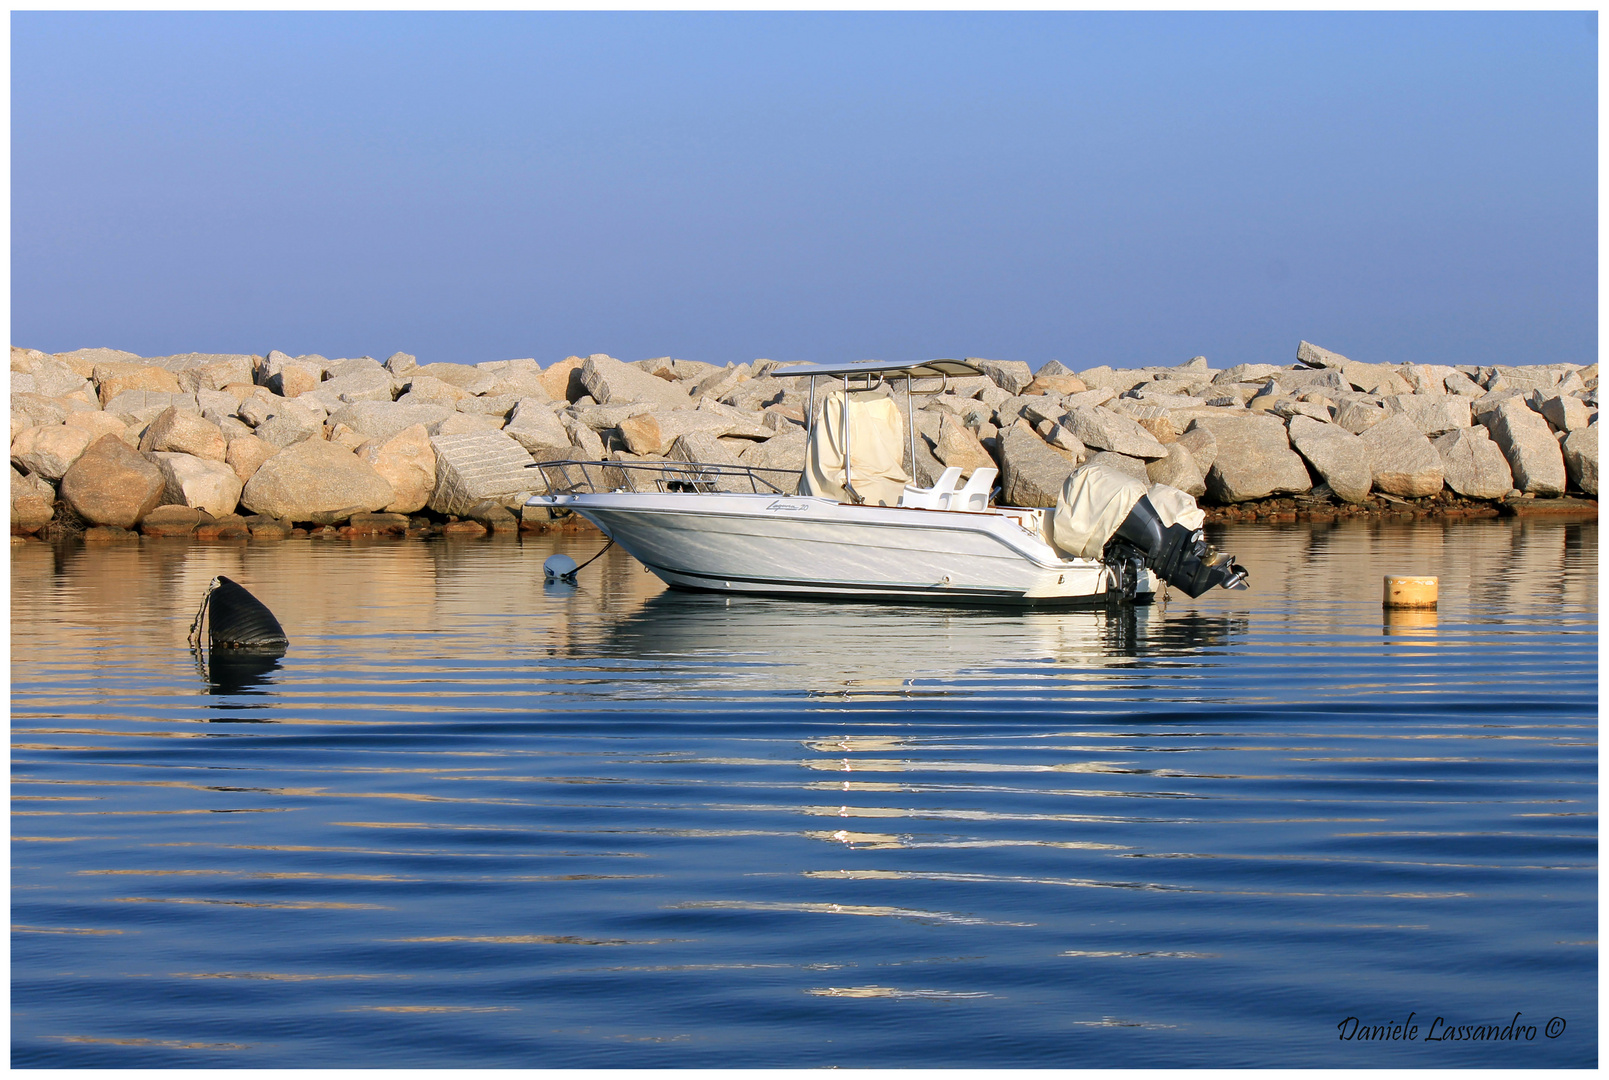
[
  {"left": 581, "top": 354, "right": 693, "bottom": 410},
  {"left": 59, "top": 434, "right": 166, "bottom": 527},
  {"left": 11, "top": 424, "right": 94, "bottom": 480},
  {"left": 1062, "top": 406, "right": 1167, "bottom": 459},
  {"left": 1144, "top": 442, "right": 1207, "bottom": 498},
  {"left": 1382, "top": 393, "right": 1472, "bottom": 436},
  {"left": 539, "top": 356, "right": 589, "bottom": 401},
  {"left": 148, "top": 452, "right": 245, "bottom": 517},
  {"left": 241, "top": 439, "right": 394, "bottom": 524},
  {"left": 428, "top": 431, "right": 538, "bottom": 516},
  {"left": 1357, "top": 413, "right": 1444, "bottom": 497},
  {"left": 1562, "top": 423, "right": 1597, "bottom": 495},
  {"left": 1480, "top": 400, "right": 1566, "bottom": 495},
  {"left": 356, "top": 423, "right": 436, "bottom": 513},
  {"left": 738, "top": 429, "right": 809, "bottom": 484},
  {"left": 1173, "top": 424, "right": 1217, "bottom": 474},
  {"left": 24, "top": 357, "right": 95, "bottom": 399},
  {"left": 137, "top": 406, "right": 228, "bottom": 461},
  {"left": 63, "top": 410, "right": 133, "bottom": 446},
  {"left": 1187, "top": 414, "right": 1312, "bottom": 502},
  {"left": 1286, "top": 415, "right": 1372, "bottom": 503},
  {"left": 616, "top": 409, "right": 733, "bottom": 456},
  {"left": 11, "top": 466, "right": 55, "bottom": 533},
  {"left": 253, "top": 403, "right": 325, "bottom": 449},
  {"left": 397, "top": 375, "right": 470, "bottom": 408},
  {"left": 998, "top": 422, "right": 1077, "bottom": 508},
  {"left": 414, "top": 362, "right": 498, "bottom": 395},
  {"left": 1432, "top": 426, "right": 1514, "bottom": 499},
  {"left": 1332, "top": 395, "right": 1389, "bottom": 434}
]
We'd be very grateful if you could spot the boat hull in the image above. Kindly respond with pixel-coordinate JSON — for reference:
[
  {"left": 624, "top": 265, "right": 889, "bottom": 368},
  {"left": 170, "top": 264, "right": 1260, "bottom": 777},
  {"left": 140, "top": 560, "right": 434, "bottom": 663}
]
[{"left": 529, "top": 492, "right": 1155, "bottom": 606}]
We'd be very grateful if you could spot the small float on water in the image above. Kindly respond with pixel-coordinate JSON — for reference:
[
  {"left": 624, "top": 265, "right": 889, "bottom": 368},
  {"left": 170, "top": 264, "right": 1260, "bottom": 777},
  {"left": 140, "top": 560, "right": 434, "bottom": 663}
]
[{"left": 524, "top": 359, "right": 1248, "bottom": 606}]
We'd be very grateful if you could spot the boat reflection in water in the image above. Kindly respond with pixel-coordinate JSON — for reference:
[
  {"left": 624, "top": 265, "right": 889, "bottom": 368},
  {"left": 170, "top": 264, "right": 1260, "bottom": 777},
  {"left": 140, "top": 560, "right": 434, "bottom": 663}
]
[{"left": 598, "top": 591, "right": 1246, "bottom": 694}]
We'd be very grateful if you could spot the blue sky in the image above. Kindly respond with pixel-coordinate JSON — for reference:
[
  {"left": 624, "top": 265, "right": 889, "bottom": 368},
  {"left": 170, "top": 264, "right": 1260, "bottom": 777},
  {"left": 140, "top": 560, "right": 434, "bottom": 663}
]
[{"left": 11, "top": 11, "right": 1596, "bottom": 370}]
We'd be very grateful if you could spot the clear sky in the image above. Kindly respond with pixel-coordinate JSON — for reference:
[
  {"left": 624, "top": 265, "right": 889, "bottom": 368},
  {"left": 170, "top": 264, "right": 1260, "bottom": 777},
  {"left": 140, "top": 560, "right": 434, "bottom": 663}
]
[{"left": 11, "top": 11, "right": 1597, "bottom": 371}]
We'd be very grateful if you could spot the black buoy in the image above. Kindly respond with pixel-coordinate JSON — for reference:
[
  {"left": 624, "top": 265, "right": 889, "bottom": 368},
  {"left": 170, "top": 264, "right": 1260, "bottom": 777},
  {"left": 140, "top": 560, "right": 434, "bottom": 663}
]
[
  {"left": 188, "top": 576, "right": 287, "bottom": 694},
  {"left": 189, "top": 575, "right": 288, "bottom": 651}
]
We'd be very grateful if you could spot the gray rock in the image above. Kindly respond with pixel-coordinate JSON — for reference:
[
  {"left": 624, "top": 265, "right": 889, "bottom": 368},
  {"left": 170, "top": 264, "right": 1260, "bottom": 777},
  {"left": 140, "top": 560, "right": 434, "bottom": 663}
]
[
  {"left": 455, "top": 394, "right": 520, "bottom": 423},
  {"left": 59, "top": 434, "right": 166, "bottom": 528},
  {"left": 11, "top": 465, "right": 55, "bottom": 532},
  {"left": 503, "top": 399, "right": 574, "bottom": 456},
  {"left": 1187, "top": 414, "right": 1312, "bottom": 502},
  {"left": 1562, "top": 423, "right": 1597, "bottom": 495},
  {"left": 721, "top": 376, "right": 789, "bottom": 411},
  {"left": 570, "top": 401, "right": 660, "bottom": 432},
  {"left": 253, "top": 405, "right": 325, "bottom": 449},
  {"left": 1174, "top": 424, "right": 1218, "bottom": 474},
  {"left": 1332, "top": 395, "right": 1389, "bottom": 434},
  {"left": 1286, "top": 415, "right": 1372, "bottom": 503},
  {"left": 327, "top": 401, "right": 454, "bottom": 444},
  {"left": 1278, "top": 367, "right": 1351, "bottom": 394},
  {"left": 413, "top": 362, "right": 499, "bottom": 396},
  {"left": 428, "top": 412, "right": 505, "bottom": 437},
  {"left": 1480, "top": 400, "right": 1567, "bottom": 495},
  {"left": 583, "top": 354, "right": 694, "bottom": 410},
  {"left": 615, "top": 409, "right": 733, "bottom": 456},
  {"left": 738, "top": 429, "right": 808, "bottom": 484},
  {"left": 1382, "top": 393, "right": 1472, "bottom": 436},
  {"left": 323, "top": 357, "right": 383, "bottom": 379},
  {"left": 398, "top": 375, "right": 469, "bottom": 407},
  {"left": 1077, "top": 366, "right": 1154, "bottom": 392},
  {"left": 11, "top": 424, "right": 94, "bottom": 481},
  {"left": 148, "top": 451, "right": 244, "bottom": 517},
  {"left": 1081, "top": 451, "right": 1149, "bottom": 483},
  {"left": 668, "top": 430, "right": 750, "bottom": 492},
  {"left": 102, "top": 390, "right": 198, "bottom": 425},
  {"left": 998, "top": 422, "right": 1077, "bottom": 508},
  {"left": 320, "top": 368, "right": 396, "bottom": 404},
  {"left": 1296, "top": 341, "right": 1351, "bottom": 368},
  {"left": 969, "top": 358, "right": 1034, "bottom": 395},
  {"left": 1062, "top": 406, "right": 1167, "bottom": 459},
  {"left": 385, "top": 352, "right": 418, "bottom": 376},
  {"left": 1539, "top": 394, "right": 1593, "bottom": 433},
  {"left": 26, "top": 358, "right": 95, "bottom": 399},
  {"left": 1213, "top": 363, "right": 1285, "bottom": 384},
  {"left": 10, "top": 392, "right": 69, "bottom": 428},
  {"left": 138, "top": 406, "right": 228, "bottom": 461},
  {"left": 1357, "top": 413, "right": 1444, "bottom": 497},
  {"left": 1144, "top": 442, "right": 1207, "bottom": 498},
  {"left": 242, "top": 439, "right": 394, "bottom": 524},
  {"left": 1432, "top": 426, "right": 1514, "bottom": 499},
  {"left": 1443, "top": 371, "right": 1485, "bottom": 397},
  {"left": 563, "top": 416, "right": 606, "bottom": 459}
]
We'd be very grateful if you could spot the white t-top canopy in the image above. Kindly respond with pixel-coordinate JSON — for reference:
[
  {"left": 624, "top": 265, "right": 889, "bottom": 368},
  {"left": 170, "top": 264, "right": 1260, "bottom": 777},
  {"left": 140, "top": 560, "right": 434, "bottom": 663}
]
[{"left": 771, "top": 358, "right": 985, "bottom": 380}]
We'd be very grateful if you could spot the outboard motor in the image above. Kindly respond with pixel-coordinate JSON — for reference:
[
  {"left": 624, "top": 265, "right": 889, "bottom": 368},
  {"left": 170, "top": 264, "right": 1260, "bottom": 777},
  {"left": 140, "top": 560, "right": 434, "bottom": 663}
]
[{"left": 1105, "top": 496, "right": 1248, "bottom": 599}]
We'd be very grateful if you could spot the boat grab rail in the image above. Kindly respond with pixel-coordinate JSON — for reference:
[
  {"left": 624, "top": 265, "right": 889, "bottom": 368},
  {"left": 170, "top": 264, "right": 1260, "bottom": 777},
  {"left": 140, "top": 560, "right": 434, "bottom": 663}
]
[{"left": 528, "top": 458, "right": 805, "bottom": 496}]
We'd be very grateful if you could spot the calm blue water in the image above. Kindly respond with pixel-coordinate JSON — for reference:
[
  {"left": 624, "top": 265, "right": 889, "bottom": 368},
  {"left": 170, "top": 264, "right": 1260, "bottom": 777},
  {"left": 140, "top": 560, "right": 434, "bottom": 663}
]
[{"left": 11, "top": 517, "right": 1597, "bottom": 1068}]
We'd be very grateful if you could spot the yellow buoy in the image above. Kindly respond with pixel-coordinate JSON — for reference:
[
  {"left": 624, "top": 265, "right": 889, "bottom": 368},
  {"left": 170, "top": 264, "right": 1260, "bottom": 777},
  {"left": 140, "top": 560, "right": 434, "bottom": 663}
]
[{"left": 1383, "top": 575, "right": 1438, "bottom": 609}]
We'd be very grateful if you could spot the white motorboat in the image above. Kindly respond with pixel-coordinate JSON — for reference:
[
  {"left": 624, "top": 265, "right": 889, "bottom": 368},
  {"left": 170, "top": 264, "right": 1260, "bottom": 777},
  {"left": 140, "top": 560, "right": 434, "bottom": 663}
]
[{"left": 525, "top": 359, "right": 1247, "bottom": 606}]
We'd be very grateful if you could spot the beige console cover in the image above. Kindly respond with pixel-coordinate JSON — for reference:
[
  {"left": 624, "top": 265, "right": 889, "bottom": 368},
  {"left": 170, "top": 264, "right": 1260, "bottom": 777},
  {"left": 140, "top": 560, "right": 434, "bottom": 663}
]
[
  {"left": 1050, "top": 464, "right": 1205, "bottom": 560},
  {"left": 799, "top": 389, "right": 910, "bottom": 506}
]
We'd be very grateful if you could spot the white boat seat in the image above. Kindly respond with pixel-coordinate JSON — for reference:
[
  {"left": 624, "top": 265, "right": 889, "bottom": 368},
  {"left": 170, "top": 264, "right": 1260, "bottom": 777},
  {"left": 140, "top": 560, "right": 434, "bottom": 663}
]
[
  {"left": 950, "top": 467, "right": 997, "bottom": 511},
  {"left": 899, "top": 466, "right": 964, "bottom": 510}
]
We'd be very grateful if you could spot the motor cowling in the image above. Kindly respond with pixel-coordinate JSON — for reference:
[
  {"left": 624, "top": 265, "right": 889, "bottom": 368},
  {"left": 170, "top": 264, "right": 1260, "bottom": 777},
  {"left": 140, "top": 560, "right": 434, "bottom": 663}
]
[{"left": 1106, "top": 496, "right": 1249, "bottom": 599}]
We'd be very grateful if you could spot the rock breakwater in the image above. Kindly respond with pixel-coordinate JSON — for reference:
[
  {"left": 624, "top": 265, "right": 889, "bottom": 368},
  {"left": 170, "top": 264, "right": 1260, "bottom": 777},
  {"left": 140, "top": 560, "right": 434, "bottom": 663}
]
[{"left": 10, "top": 342, "right": 1597, "bottom": 542}]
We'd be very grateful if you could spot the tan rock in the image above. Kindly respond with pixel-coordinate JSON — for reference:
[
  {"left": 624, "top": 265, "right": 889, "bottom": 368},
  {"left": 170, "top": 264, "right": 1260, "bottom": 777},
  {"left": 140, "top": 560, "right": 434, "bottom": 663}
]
[
  {"left": 93, "top": 361, "right": 182, "bottom": 405},
  {"left": 11, "top": 424, "right": 94, "bottom": 480},
  {"left": 241, "top": 439, "right": 394, "bottom": 524},
  {"left": 11, "top": 465, "right": 55, "bottom": 533},
  {"left": 225, "top": 435, "right": 277, "bottom": 484},
  {"left": 63, "top": 410, "right": 134, "bottom": 446},
  {"left": 139, "top": 504, "right": 201, "bottom": 537},
  {"left": 933, "top": 414, "right": 996, "bottom": 477},
  {"left": 539, "top": 356, "right": 589, "bottom": 401},
  {"left": 59, "top": 434, "right": 166, "bottom": 528},
  {"left": 356, "top": 424, "right": 437, "bottom": 514},
  {"left": 138, "top": 406, "right": 228, "bottom": 461},
  {"left": 1023, "top": 374, "right": 1088, "bottom": 396},
  {"left": 148, "top": 452, "right": 245, "bottom": 517}
]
